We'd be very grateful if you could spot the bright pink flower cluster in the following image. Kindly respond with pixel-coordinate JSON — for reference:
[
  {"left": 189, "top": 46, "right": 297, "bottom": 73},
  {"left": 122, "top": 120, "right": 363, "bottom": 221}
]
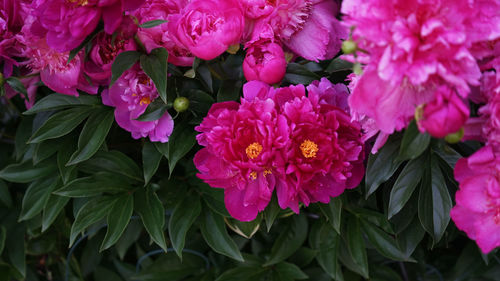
[{"left": 194, "top": 79, "right": 364, "bottom": 221}]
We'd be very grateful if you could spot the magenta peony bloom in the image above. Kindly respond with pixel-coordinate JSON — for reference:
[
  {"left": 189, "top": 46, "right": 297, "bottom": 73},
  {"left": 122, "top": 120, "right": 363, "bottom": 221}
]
[
  {"left": 0, "top": 0, "right": 26, "bottom": 76},
  {"left": 417, "top": 86, "right": 470, "bottom": 138},
  {"left": 134, "top": 0, "right": 194, "bottom": 66},
  {"left": 451, "top": 146, "right": 500, "bottom": 253},
  {"left": 243, "top": 41, "right": 286, "bottom": 85},
  {"left": 168, "top": 0, "right": 244, "bottom": 60},
  {"left": 194, "top": 95, "right": 289, "bottom": 221},
  {"left": 34, "top": 0, "right": 144, "bottom": 52},
  {"left": 105, "top": 65, "right": 173, "bottom": 142},
  {"left": 341, "top": 0, "right": 496, "bottom": 134}
]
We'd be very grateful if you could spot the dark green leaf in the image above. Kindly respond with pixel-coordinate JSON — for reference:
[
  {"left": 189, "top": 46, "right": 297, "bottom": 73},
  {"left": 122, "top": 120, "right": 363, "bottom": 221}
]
[
  {"left": 70, "top": 196, "right": 117, "bottom": 246},
  {"left": 33, "top": 139, "right": 60, "bottom": 165},
  {"left": 350, "top": 208, "right": 394, "bottom": 234},
  {"left": 42, "top": 194, "right": 70, "bottom": 232},
  {"left": 115, "top": 220, "right": 143, "bottom": 260},
  {"left": 309, "top": 221, "right": 343, "bottom": 281},
  {"left": 398, "top": 121, "right": 430, "bottom": 161},
  {"left": 346, "top": 216, "right": 369, "bottom": 278},
  {"left": 418, "top": 154, "right": 452, "bottom": 243},
  {"left": 80, "top": 150, "right": 142, "bottom": 182},
  {"left": 365, "top": 136, "right": 402, "bottom": 198},
  {"left": 135, "top": 102, "right": 169, "bottom": 122},
  {"left": 101, "top": 194, "right": 133, "bottom": 251},
  {"left": 142, "top": 142, "right": 163, "bottom": 185},
  {"left": 0, "top": 180, "right": 12, "bottom": 208},
  {"left": 284, "top": 63, "right": 321, "bottom": 84},
  {"left": 318, "top": 197, "right": 342, "bottom": 234},
  {"left": 140, "top": 48, "right": 168, "bottom": 103},
  {"left": 6, "top": 77, "right": 27, "bottom": 96},
  {"left": 263, "top": 195, "right": 280, "bottom": 232},
  {"left": 360, "top": 220, "right": 410, "bottom": 261},
  {"left": 29, "top": 107, "right": 92, "bottom": 143},
  {"left": 67, "top": 108, "right": 114, "bottom": 165},
  {"left": 274, "top": 262, "right": 308, "bottom": 280},
  {"left": 226, "top": 216, "right": 262, "bottom": 239},
  {"left": 19, "top": 177, "right": 59, "bottom": 221},
  {"left": 14, "top": 116, "right": 33, "bottom": 160},
  {"left": 217, "top": 79, "right": 242, "bottom": 102},
  {"left": 264, "top": 214, "right": 308, "bottom": 266},
  {"left": 388, "top": 155, "right": 426, "bottom": 219},
  {"left": 24, "top": 93, "right": 99, "bottom": 115},
  {"left": 57, "top": 136, "right": 77, "bottom": 184},
  {"left": 200, "top": 207, "right": 244, "bottom": 262},
  {"left": 169, "top": 195, "right": 201, "bottom": 258},
  {"left": 215, "top": 266, "right": 267, "bottom": 281},
  {"left": 397, "top": 216, "right": 425, "bottom": 258},
  {"left": 370, "top": 266, "right": 403, "bottom": 281},
  {"left": 0, "top": 227, "right": 5, "bottom": 255},
  {"left": 110, "top": 51, "right": 142, "bottom": 86},
  {"left": 0, "top": 160, "right": 57, "bottom": 183},
  {"left": 435, "top": 144, "right": 462, "bottom": 169},
  {"left": 135, "top": 188, "right": 167, "bottom": 251},
  {"left": 6, "top": 223, "right": 25, "bottom": 278},
  {"left": 167, "top": 122, "right": 197, "bottom": 175},
  {"left": 139, "top": 20, "right": 168, "bottom": 28},
  {"left": 325, "top": 58, "right": 354, "bottom": 73},
  {"left": 68, "top": 28, "right": 100, "bottom": 63},
  {"left": 186, "top": 90, "right": 214, "bottom": 115},
  {"left": 54, "top": 173, "right": 132, "bottom": 197}
]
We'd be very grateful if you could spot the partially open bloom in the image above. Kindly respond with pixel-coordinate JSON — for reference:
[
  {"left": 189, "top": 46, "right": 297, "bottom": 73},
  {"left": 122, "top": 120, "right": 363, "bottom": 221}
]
[
  {"left": 105, "top": 65, "right": 173, "bottom": 142},
  {"left": 243, "top": 41, "right": 286, "bottom": 85},
  {"left": 451, "top": 146, "right": 500, "bottom": 253},
  {"left": 417, "top": 86, "right": 470, "bottom": 138},
  {"left": 168, "top": 0, "right": 244, "bottom": 60}
]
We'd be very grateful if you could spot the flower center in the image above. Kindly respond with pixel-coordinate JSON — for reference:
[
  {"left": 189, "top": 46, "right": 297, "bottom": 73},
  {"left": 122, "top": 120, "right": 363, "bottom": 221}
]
[
  {"left": 249, "top": 171, "right": 257, "bottom": 180},
  {"left": 300, "top": 139, "right": 318, "bottom": 158},
  {"left": 245, "top": 142, "right": 263, "bottom": 159},
  {"left": 139, "top": 97, "right": 151, "bottom": 106},
  {"left": 67, "top": 0, "right": 89, "bottom": 6}
]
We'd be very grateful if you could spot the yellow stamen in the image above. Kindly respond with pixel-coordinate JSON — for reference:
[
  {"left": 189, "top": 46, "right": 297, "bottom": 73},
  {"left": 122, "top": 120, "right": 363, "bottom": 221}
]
[
  {"left": 245, "top": 142, "right": 263, "bottom": 159},
  {"left": 139, "top": 97, "right": 151, "bottom": 106},
  {"left": 249, "top": 171, "right": 257, "bottom": 180},
  {"left": 68, "top": 0, "right": 89, "bottom": 6},
  {"left": 300, "top": 139, "right": 318, "bottom": 158},
  {"left": 264, "top": 169, "right": 272, "bottom": 176}
]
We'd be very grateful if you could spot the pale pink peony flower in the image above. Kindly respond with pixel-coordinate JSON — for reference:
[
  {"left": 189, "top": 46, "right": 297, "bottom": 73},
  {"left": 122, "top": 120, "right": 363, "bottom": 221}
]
[
  {"left": 341, "top": 0, "right": 497, "bottom": 134},
  {"left": 105, "top": 65, "right": 173, "bottom": 142},
  {"left": 168, "top": 0, "right": 244, "bottom": 60},
  {"left": 451, "top": 145, "right": 500, "bottom": 253},
  {"left": 134, "top": 0, "right": 194, "bottom": 66},
  {"left": 194, "top": 95, "right": 289, "bottom": 221},
  {"left": 417, "top": 86, "right": 470, "bottom": 138}
]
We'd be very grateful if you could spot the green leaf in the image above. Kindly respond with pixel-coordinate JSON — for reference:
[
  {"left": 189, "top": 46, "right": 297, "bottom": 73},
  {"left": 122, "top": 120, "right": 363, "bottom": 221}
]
[
  {"left": 169, "top": 195, "right": 201, "bottom": 258},
  {"left": 14, "top": 116, "right": 33, "bottom": 160},
  {"left": 110, "top": 51, "right": 142, "bottom": 86},
  {"left": 5, "top": 77, "right": 27, "bottom": 96},
  {"left": 135, "top": 102, "right": 169, "bottom": 122},
  {"left": 217, "top": 79, "right": 242, "bottom": 102},
  {"left": 388, "top": 155, "right": 426, "bottom": 219},
  {"left": 225, "top": 217, "right": 262, "bottom": 239},
  {"left": 24, "top": 93, "right": 99, "bottom": 115},
  {"left": 54, "top": 173, "right": 132, "bottom": 197},
  {"left": 67, "top": 108, "right": 114, "bottom": 165},
  {"left": 115, "top": 220, "right": 143, "bottom": 260},
  {"left": 435, "top": 144, "right": 462, "bottom": 169},
  {"left": 142, "top": 142, "right": 163, "bottom": 185},
  {"left": 215, "top": 266, "right": 267, "bottom": 281},
  {"left": 325, "top": 58, "right": 354, "bottom": 73},
  {"left": 138, "top": 19, "right": 168, "bottom": 28},
  {"left": 68, "top": 27, "right": 100, "bottom": 63},
  {"left": 19, "top": 177, "right": 59, "bottom": 221},
  {"left": 360, "top": 219, "right": 410, "bottom": 261},
  {"left": 29, "top": 107, "right": 92, "bottom": 143},
  {"left": 264, "top": 214, "right": 308, "bottom": 266},
  {"left": 135, "top": 188, "right": 167, "bottom": 251},
  {"left": 284, "top": 63, "right": 321, "bottom": 85},
  {"left": 350, "top": 208, "right": 394, "bottom": 234},
  {"left": 42, "top": 194, "right": 70, "bottom": 232},
  {"left": 57, "top": 136, "right": 78, "bottom": 184},
  {"left": 0, "top": 160, "right": 57, "bottom": 183},
  {"left": 263, "top": 195, "right": 280, "bottom": 232},
  {"left": 187, "top": 90, "right": 214, "bottom": 115},
  {"left": 101, "top": 194, "right": 133, "bottom": 251},
  {"left": 397, "top": 216, "right": 425, "bottom": 258},
  {"left": 6, "top": 223, "right": 26, "bottom": 278},
  {"left": 140, "top": 48, "right": 168, "bottom": 103},
  {"left": 70, "top": 196, "right": 117, "bottom": 246},
  {"left": 418, "top": 154, "right": 452, "bottom": 243},
  {"left": 318, "top": 197, "right": 342, "bottom": 234},
  {"left": 397, "top": 121, "right": 430, "bottom": 161},
  {"left": 33, "top": 139, "right": 60, "bottom": 165},
  {"left": 346, "top": 216, "right": 369, "bottom": 278},
  {"left": 0, "top": 227, "right": 5, "bottom": 255},
  {"left": 80, "top": 150, "right": 142, "bottom": 182},
  {"left": 0, "top": 180, "right": 12, "bottom": 208},
  {"left": 309, "top": 221, "right": 343, "bottom": 281},
  {"left": 167, "top": 122, "right": 197, "bottom": 175},
  {"left": 200, "top": 207, "right": 244, "bottom": 262},
  {"left": 274, "top": 262, "right": 308, "bottom": 280},
  {"left": 365, "top": 136, "right": 402, "bottom": 198}
]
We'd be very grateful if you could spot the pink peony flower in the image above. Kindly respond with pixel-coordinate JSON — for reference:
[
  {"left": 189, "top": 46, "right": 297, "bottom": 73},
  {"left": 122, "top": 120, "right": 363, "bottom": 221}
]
[
  {"left": 134, "top": 0, "right": 194, "bottom": 66},
  {"left": 243, "top": 41, "right": 286, "bottom": 85},
  {"left": 0, "top": 0, "right": 25, "bottom": 76},
  {"left": 194, "top": 93, "right": 290, "bottom": 221},
  {"left": 417, "top": 86, "right": 470, "bottom": 138},
  {"left": 168, "top": 0, "right": 244, "bottom": 60},
  {"left": 451, "top": 146, "right": 500, "bottom": 253},
  {"left": 105, "top": 65, "right": 173, "bottom": 142},
  {"left": 341, "top": 0, "right": 494, "bottom": 134},
  {"left": 33, "top": 0, "right": 144, "bottom": 52}
]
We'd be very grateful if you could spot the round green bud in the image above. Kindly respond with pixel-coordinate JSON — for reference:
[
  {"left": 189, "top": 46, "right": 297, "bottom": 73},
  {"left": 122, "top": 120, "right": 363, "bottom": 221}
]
[
  {"left": 444, "top": 127, "right": 464, "bottom": 144},
  {"left": 341, "top": 40, "right": 357, "bottom": 54},
  {"left": 173, "top": 97, "right": 190, "bottom": 112}
]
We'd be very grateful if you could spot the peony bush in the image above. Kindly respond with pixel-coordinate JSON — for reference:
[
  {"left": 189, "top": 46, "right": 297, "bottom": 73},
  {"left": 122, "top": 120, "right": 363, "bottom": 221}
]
[{"left": 0, "top": 0, "right": 499, "bottom": 280}]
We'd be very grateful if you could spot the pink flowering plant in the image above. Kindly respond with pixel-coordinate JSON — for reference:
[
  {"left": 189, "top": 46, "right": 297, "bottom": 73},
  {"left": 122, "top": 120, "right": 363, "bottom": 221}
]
[{"left": 0, "top": 0, "right": 500, "bottom": 280}]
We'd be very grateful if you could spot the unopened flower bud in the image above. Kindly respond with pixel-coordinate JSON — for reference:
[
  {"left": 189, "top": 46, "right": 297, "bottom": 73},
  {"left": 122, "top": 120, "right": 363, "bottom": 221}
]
[
  {"left": 173, "top": 96, "right": 189, "bottom": 112},
  {"left": 342, "top": 40, "right": 357, "bottom": 54},
  {"left": 444, "top": 127, "right": 464, "bottom": 144}
]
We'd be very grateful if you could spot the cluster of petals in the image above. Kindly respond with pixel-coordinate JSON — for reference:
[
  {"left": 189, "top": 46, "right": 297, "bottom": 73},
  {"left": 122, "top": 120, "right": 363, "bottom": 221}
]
[
  {"left": 194, "top": 78, "right": 364, "bottom": 221},
  {"left": 342, "top": 0, "right": 500, "bottom": 138}
]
